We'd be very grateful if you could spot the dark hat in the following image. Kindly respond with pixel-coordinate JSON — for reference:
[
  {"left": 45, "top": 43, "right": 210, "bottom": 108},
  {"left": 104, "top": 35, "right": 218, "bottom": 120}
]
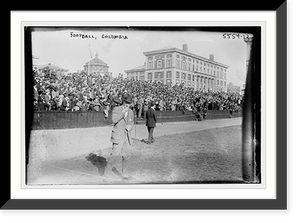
[
  {"left": 149, "top": 101, "right": 155, "bottom": 107},
  {"left": 123, "top": 95, "right": 133, "bottom": 104},
  {"left": 112, "top": 97, "right": 121, "bottom": 105}
]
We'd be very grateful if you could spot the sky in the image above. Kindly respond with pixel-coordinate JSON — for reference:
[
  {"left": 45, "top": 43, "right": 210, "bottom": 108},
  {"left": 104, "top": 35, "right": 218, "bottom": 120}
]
[{"left": 32, "top": 28, "right": 248, "bottom": 87}]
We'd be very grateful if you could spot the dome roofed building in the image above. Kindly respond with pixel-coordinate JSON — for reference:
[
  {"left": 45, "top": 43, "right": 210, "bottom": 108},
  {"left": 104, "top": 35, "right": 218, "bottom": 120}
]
[{"left": 84, "top": 53, "right": 109, "bottom": 76}]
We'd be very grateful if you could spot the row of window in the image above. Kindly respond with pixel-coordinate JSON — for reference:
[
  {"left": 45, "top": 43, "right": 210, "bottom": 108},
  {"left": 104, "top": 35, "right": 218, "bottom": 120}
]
[
  {"left": 148, "top": 54, "right": 227, "bottom": 73},
  {"left": 128, "top": 75, "right": 145, "bottom": 81},
  {"left": 150, "top": 54, "right": 226, "bottom": 69},
  {"left": 148, "top": 59, "right": 226, "bottom": 78},
  {"left": 146, "top": 72, "right": 226, "bottom": 86},
  {"left": 128, "top": 74, "right": 227, "bottom": 88},
  {"left": 127, "top": 71, "right": 145, "bottom": 76}
]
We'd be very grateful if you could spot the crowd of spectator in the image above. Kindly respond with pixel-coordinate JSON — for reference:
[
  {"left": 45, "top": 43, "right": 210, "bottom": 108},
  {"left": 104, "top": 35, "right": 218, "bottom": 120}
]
[{"left": 33, "top": 67, "right": 244, "bottom": 119}]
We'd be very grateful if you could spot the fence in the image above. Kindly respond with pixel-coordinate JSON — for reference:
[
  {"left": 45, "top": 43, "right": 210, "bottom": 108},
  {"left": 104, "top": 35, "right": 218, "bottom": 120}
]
[{"left": 31, "top": 109, "right": 242, "bottom": 130}]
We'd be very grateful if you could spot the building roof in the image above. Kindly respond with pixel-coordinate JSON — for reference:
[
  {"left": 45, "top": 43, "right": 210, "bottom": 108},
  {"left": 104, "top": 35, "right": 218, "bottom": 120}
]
[
  {"left": 156, "top": 46, "right": 176, "bottom": 51},
  {"left": 38, "top": 63, "right": 68, "bottom": 71},
  {"left": 124, "top": 64, "right": 146, "bottom": 73},
  {"left": 143, "top": 45, "right": 229, "bottom": 68},
  {"left": 86, "top": 53, "right": 108, "bottom": 66}
]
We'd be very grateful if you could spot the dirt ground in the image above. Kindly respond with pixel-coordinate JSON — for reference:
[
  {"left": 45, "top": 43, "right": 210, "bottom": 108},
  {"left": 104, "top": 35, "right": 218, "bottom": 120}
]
[{"left": 27, "top": 124, "right": 243, "bottom": 185}]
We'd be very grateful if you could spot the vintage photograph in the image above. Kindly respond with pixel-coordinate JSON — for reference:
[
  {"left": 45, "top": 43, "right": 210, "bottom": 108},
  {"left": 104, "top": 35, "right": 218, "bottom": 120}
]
[{"left": 25, "top": 27, "right": 260, "bottom": 185}]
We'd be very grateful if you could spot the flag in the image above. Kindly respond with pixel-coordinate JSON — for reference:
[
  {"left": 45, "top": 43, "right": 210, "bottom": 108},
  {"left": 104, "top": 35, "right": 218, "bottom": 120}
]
[{"left": 89, "top": 44, "right": 93, "bottom": 58}]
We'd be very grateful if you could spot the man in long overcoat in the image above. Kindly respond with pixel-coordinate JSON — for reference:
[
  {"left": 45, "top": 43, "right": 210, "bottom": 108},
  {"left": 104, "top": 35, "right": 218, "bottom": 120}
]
[
  {"left": 105, "top": 95, "right": 134, "bottom": 180},
  {"left": 145, "top": 102, "right": 157, "bottom": 144}
]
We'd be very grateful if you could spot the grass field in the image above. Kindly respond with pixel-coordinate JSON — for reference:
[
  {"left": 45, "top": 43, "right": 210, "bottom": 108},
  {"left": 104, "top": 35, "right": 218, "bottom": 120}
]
[
  {"left": 28, "top": 125, "right": 243, "bottom": 185},
  {"left": 123, "top": 125, "right": 243, "bottom": 184}
]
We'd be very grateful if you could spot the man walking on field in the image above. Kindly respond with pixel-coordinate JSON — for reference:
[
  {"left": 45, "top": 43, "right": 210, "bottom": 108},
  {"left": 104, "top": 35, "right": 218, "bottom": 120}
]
[
  {"left": 105, "top": 95, "right": 134, "bottom": 180},
  {"left": 145, "top": 102, "right": 157, "bottom": 144}
]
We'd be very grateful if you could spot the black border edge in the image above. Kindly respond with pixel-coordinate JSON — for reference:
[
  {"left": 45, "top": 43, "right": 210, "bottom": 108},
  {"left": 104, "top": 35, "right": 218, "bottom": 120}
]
[
  {"left": 275, "top": 0, "right": 287, "bottom": 210},
  {"left": 4, "top": 1, "right": 287, "bottom": 209}
]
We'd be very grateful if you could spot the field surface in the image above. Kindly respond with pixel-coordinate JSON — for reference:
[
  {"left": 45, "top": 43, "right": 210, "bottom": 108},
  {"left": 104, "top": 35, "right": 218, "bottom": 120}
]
[{"left": 27, "top": 118, "right": 243, "bottom": 185}]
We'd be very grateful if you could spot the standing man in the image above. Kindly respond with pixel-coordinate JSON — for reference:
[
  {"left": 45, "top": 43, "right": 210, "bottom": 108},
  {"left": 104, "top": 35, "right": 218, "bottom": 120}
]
[
  {"left": 137, "top": 97, "right": 143, "bottom": 118},
  {"left": 105, "top": 95, "right": 134, "bottom": 180},
  {"left": 145, "top": 102, "right": 157, "bottom": 144}
]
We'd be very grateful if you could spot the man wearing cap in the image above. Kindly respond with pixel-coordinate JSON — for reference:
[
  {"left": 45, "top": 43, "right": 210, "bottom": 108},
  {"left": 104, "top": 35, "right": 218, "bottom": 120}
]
[
  {"left": 105, "top": 95, "right": 134, "bottom": 180},
  {"left": 145, "top": 102, "right": 157, "bottom": 144}
]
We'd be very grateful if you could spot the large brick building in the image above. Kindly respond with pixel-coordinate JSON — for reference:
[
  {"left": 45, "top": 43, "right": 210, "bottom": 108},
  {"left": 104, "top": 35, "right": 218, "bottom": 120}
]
[{"left": 125, "top": 44, "right": 229, "bottom": 92}]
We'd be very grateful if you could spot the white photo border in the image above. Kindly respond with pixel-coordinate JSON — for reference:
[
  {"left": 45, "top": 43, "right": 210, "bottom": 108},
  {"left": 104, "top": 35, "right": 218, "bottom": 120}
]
[{"left": 8, "top": 8, "right": 285, "bottom": 207}]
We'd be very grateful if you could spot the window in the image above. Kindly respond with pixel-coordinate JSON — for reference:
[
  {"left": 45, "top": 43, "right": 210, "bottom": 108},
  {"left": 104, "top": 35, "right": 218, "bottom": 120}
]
[
  {"left": 166, "top": 71, "right": 172, "bottom": 78},
  {"left": 167, "top": 59, "right": 171, "bottom": 68},
  {"left": 176, "top": 71, "right": 180, "bottom": 78},
  {"left": 192, "top": 75, "right": 195, "bottom": 81},
  {"left": 181, "top": 73, "right": 186, "bottom": 79},
  {"left": 176, "top": 59, "right": 180, "bottom": 68},
  {"left": 157, "top": 60, "right": 162, "bottom": 69},
  {"left": 148, "top": 61, "right": 153, "bottom": 69},
  {"left": 188, "top": 73, "right": 191, "bottom": 80},
  {"left": 148, "top": 73, "right": 152, "bottom": 79},
  {"left": 166, "top": 79, "right": 172, "bottom": 86},
  {"left": 182, "top": 61, "right": 186, "bottom": 70},
  {"left": 217, "top": 80, "right": 219, "bottom": 85},
  {"left": 155, "top": 72, "right": 164, "bottom": 79}
]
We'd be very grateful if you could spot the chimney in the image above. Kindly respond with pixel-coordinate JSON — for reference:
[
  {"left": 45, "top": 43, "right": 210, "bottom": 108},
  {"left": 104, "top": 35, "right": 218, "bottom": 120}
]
[
  {"left": 182, "top": 44, "right": 188, "bottom": 52},
  {"left": 209, "top": 54, "right": 214, "bottom": 61}
]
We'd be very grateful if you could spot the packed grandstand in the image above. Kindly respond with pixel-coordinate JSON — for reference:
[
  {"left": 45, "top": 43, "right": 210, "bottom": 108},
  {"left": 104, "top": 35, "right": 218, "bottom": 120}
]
[{"left": 32, "top": 68, "right": 244, "bottom": 117}]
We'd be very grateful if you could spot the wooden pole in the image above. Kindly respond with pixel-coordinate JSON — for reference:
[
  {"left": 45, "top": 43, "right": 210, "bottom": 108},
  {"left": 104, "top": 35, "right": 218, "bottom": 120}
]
[{"left": 242, "top": 35, "right": 257, "bottom": 183}]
